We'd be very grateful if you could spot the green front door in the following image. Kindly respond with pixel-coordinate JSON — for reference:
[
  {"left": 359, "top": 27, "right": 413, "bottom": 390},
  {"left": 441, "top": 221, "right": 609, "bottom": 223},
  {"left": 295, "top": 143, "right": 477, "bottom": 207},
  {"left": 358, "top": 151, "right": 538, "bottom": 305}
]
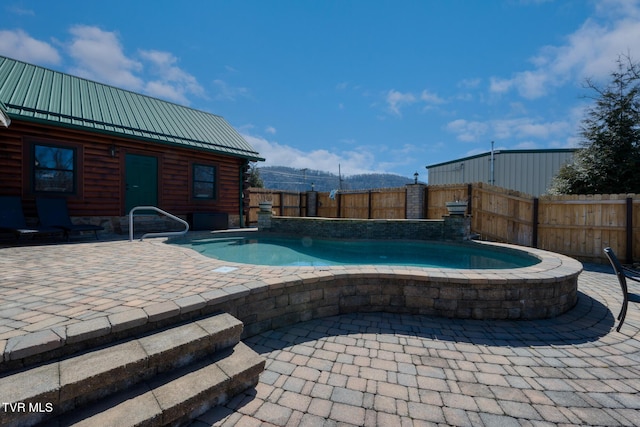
[{"left": 125, "top": 153, "right": 158, "bottom": 214}]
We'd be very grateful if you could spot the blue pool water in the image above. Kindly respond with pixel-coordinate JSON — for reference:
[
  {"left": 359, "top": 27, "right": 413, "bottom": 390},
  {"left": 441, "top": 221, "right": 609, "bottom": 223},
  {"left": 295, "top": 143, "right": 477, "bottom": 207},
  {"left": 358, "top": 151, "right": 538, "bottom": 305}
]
[{"left": 171, "top": 236, "right": 540, "bottom": 269}]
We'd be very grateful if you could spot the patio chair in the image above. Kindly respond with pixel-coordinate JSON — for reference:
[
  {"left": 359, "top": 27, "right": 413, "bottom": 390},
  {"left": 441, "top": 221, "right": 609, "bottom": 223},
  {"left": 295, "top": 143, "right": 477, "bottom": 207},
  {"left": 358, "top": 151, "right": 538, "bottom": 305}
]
[
  {"left": 35, "top": 197, "right": 104, "bottom": 240},
  {"left": 0, "top": 196, "right": 63, "bottom": 240},
  {"left": 604, "top": 247, "right": 640, "bottom": 332}
]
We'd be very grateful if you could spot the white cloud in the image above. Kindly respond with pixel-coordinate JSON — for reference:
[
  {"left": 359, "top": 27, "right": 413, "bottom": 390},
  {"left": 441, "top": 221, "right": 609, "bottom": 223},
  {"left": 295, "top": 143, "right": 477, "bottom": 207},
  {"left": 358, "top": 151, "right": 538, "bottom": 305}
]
[
  {"left": 66, "top": 25, "right": 143, "bottom": 90},
  {"left": 382, "top": 143, "right": 429, "bottom": 171},
  {"left": 385, "top": 89, "right": 417, "bottom": 116},
  {"left": 0, "top": 29, "right": 60, "bottom": 64},
  {"left": 562, "top": 135, "right": 582, "bottom": 148},
  {"left": 447, "top": 117, "right": 571, "bottom": 143},
  {"left": 491, "top": 1, "right": 640, "bottom": 99},
  {"left": 139, "top": 49, "right": 205, "bottom": 104},
  {"left": 213, "top": 79, "right": 250, "bottom": 101},
  {"left": 384, "top": 88, "right": 445, "bottom": 116},
  {"left": 420, "top": 90, "right": 445, "bottom": 104},
  {"left": 141, "top": 81, "right": 187, "bottom": 105},
  {"left": 0, "top": 26, "right": 208, "bottom": 106},
  {"left": 519, "top": 71, "right": 550, "bottom": 98},
  {"left": 513, "top": 141, "right": 541, "bottom": 149},
  {"left": 7, "top": 6, "right": 35, "bottom": 16},
  {"left": 458, "top": 78, "right": 481, "bottom": 89},
  {"left": 489, "top": 77, "right": 512, "bottom": 94},
  {"left": 265, "top": 126, "right": 277, "bottom": 134},
  {"left": 594, "top": 0, "right": 640, "bottom": 20},
  {"left": 446, "top": 119, "right": 489, "bottom": 142},
  {"left": 64, "top": 26, "right": 205, "bottom": 105},
  {"left": 492, "top": 118, "right": 571, "bottom": 140},
  {"left": 242, "top": 132, "right": 381, "bottom": 176}
]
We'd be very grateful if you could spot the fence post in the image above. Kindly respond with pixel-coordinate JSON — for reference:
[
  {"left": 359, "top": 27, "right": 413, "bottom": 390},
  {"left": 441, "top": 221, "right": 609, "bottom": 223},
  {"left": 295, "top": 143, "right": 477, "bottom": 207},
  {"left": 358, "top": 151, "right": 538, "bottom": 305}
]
[
  {"left": 424, "top": 185, "right": 429, "bottom": 219},
  {"left": 306, "top": 191, "right": 317, "bottom": 217},
  {"left": 405, "top": 183, "right": 427, "bottom": 219},
  {"left": 368, "top": 191, "right": 373, "bottom": 219},
  {"left": 466, "top": 184, "right": 472, "bottom": 216},
  {"left": 532, "top": 198, "right": 539, "bottom": 248},
  {"left": 627, "top": 197, "right": 633, "bottom": 264}
]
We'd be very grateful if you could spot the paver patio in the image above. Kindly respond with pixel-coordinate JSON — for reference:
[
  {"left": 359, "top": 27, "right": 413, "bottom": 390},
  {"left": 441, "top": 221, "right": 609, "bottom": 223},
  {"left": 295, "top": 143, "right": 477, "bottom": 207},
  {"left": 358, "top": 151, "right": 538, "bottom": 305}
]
[{"left": 1, "top": 234, "right": 639, "bottom": 426}]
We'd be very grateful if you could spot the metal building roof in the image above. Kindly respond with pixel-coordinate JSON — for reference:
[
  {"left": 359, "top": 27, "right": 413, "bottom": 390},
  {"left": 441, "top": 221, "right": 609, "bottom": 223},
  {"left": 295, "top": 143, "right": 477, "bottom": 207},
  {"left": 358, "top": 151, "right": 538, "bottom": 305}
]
[
  {"left": 0, "top": 56, "right": 263, "bottom": 161},
  {"left": 426, "top": 148, "right": 576, "bottom": 169}
]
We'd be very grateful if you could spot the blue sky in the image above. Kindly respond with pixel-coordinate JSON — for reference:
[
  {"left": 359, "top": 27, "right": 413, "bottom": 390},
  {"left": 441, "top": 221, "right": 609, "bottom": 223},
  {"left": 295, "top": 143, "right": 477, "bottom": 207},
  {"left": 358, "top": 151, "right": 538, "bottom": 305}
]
[{"left": 2, "top": 0, "right": 639, "bottom": 180}]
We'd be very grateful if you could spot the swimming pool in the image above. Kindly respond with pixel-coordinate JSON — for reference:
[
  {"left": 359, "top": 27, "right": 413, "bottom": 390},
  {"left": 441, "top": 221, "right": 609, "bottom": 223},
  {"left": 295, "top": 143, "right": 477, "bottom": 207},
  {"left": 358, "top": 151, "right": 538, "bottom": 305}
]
[
  {"left": 166, "top": 230, "right": 582, "bottom": 320},
  {"left": 170, "top": 235, "right": 540, "bottom": 268}
]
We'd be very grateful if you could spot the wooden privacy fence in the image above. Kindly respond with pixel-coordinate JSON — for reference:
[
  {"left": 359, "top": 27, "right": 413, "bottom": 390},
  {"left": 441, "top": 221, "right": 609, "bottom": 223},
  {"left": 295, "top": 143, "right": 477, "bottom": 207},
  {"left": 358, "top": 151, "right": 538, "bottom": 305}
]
[
  {"left": 317, "top": 188, "right": 407, "bottom": 219},
  {"left": 247, "top": 184, "right": 639, "bottom": 264},
  {"left": 470, "top": 183, "right": 639, "bottom": 264},
  {"left": 537, "top": 194, "right": 638, "bottom": 264},
  {"left": 247, "top": 189, "right": 307, "bottom": 223}
]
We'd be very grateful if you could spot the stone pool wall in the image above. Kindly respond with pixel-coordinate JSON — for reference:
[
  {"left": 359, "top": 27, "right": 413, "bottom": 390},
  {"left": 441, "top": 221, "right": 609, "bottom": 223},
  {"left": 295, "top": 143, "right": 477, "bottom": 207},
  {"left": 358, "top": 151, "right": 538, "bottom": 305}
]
[
  {"left": 258, "top": 214, "right": 472, "bottom": 241},
  {"left": 189, "top": 242, "right": 582, "bottom": 337}
]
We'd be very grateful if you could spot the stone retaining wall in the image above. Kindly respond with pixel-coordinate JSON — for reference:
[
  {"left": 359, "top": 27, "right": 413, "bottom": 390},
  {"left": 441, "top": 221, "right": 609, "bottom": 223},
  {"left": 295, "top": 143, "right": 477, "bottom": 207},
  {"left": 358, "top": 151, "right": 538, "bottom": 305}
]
[
  {"left": 199, "top": 245, "right": 582, "bottom": 338},
  {"left": 258, "top": 215, "right": 471, "bottom": 241}
]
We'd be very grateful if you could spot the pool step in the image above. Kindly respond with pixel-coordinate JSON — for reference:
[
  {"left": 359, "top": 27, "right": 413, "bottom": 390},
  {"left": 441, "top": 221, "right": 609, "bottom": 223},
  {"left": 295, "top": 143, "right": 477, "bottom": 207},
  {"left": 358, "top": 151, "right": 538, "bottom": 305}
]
[{"left": 0, "top": 312, "right": 265, "bottom": 427}]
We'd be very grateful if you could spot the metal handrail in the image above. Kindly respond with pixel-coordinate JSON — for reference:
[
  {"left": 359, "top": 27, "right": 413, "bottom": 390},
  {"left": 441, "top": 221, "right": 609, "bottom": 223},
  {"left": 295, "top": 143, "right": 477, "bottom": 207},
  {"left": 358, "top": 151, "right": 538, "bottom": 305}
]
[{"left": 129, "top": 206, "right": 189, "bottom": 241}]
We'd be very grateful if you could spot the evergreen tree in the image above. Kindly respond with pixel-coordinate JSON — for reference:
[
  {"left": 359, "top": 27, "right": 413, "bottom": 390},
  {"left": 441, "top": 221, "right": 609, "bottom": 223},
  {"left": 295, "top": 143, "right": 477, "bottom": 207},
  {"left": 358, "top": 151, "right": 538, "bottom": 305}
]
[
  {"left": 550, "top": 55, "right": 640, "bottom": 194},
  {"left": 248, "top": 163, "right": 264, "bottom": 188}
]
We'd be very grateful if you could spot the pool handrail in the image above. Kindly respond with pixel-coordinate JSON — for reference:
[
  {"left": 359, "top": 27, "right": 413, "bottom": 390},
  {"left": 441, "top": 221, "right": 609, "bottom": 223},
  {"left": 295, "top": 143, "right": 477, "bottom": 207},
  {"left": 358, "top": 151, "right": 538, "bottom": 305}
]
[{"left": 129, "top": 206, "right": 189, "bottom": 242}]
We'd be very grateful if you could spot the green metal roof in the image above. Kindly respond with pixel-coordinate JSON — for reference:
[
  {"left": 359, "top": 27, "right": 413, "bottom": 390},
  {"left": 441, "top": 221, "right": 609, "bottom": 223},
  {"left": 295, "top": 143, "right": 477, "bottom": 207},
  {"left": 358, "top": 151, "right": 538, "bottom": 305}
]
[{"left": 0, "top": 56, "right": 263, "bottom": 161}]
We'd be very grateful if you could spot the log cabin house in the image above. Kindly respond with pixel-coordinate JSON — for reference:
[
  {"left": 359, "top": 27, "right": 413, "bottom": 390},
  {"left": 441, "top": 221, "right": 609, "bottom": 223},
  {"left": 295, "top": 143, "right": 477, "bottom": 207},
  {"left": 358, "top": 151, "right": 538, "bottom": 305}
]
[{"left": 0, "top": 55, "right": 263, "bottom": 235}]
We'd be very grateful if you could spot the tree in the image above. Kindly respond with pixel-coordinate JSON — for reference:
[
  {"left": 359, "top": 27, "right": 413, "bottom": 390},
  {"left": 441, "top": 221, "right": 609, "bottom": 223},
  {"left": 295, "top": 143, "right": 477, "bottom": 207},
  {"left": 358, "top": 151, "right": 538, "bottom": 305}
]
[
  {"left": 549, "top": 55, "right": 640, "bottom": 194},
  {"left": 247, "top": 163, "right": 264, "bottom": 188}
]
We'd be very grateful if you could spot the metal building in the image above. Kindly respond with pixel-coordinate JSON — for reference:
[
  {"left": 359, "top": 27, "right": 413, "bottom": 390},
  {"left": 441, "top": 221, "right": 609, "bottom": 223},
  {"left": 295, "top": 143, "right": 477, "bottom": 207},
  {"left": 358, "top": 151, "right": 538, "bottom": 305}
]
[{"left": 426, "top": 149, "right": 576, "bottom": 196}]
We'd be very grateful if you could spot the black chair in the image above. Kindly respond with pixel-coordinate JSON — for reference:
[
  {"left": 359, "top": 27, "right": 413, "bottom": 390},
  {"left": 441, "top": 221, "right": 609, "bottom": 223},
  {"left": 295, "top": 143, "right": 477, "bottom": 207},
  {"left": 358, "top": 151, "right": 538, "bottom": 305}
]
[
  {"left": 35, "top": 197, "right": 104, "bottom": 240},
  {"left": 604, "top": 247, "right": 640, "bottom": 332},
  {"left": 0, "top": 196, "right": 63, "bottom": 240}
]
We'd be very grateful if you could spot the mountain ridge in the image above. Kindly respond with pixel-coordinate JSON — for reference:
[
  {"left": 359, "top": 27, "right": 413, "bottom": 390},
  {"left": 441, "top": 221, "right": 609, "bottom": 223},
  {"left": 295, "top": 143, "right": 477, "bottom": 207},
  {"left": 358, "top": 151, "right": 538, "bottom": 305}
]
[{"left": 255, "top": 166, "right": 421, "bottom": 192}]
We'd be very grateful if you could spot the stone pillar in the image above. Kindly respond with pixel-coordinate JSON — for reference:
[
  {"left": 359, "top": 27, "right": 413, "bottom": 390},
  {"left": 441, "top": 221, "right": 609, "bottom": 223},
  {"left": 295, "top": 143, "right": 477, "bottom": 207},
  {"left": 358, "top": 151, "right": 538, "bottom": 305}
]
[
  {"left": 306, "top": 191, "right": 318, "bottom": 217},
  {"left": 257, "top": 211, "right": 272, "bottom": 230},
  {"left": 443, "top": 215, "right": 471, "bottom": 241},
  {"left": 405, "top": 184, "right": 427, "bottom": 219}
]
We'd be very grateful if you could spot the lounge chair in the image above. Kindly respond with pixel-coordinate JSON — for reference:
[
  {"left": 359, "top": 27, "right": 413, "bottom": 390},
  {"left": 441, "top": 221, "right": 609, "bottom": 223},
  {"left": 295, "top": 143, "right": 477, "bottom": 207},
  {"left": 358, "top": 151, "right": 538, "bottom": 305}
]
[
  {"left": 604, "top": 247, "right": 640, "bottom": 332},
  {"left": 35, "top": 197, "right": 104, "bottom": 240},
  {"left": 0, "top": 196, "right": 63, "bottom": 240}
]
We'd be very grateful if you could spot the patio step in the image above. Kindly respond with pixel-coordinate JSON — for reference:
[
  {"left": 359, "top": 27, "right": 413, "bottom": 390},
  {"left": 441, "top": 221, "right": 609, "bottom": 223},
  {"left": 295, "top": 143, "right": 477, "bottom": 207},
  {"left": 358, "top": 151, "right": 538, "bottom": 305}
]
[{"left": 0, "top": 312, "right": 265, "bottom": 427}]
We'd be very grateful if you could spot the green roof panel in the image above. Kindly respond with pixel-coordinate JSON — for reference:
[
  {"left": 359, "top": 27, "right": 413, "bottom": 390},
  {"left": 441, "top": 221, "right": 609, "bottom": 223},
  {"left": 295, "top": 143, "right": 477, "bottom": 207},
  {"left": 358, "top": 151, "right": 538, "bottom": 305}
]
[{"left": 0, "top": 56, "right": 263, "bottom": 161}]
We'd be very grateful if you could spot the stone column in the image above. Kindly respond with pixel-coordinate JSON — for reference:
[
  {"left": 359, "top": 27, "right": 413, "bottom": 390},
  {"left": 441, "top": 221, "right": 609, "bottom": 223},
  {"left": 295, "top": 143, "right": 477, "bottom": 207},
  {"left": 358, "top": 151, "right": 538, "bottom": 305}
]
[
  {"left": 443, "top": 216, "right": 471, "bottom": 241},
  {"left": 405, "top": 184, "right": 427, "bottom": 219},
  {"left": 257, "top": 211, "right": 272, "bottom": 230},
  {"left": 306, "top": 191, "right": 318, "bottom": 217}
]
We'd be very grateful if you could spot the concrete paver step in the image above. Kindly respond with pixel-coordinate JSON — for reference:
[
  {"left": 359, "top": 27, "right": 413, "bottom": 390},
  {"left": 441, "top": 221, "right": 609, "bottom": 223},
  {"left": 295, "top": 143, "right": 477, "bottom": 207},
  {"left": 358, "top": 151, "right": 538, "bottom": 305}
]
[
  {"left": 53, "top": 342, "right": 265, "bottom": 427},
  {"left": 0, "top": 312, "right": 262, "bottom": 427}
]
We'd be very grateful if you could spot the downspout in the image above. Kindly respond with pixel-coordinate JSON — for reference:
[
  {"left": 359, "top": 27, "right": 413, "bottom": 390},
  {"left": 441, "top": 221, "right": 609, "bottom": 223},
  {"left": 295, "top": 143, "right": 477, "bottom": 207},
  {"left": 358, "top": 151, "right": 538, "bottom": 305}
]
[
  {"left": 239, "top": 161, "right": 247, "bottom": 228},
  {"left": 490, "top": 141, "right": 495, "bottom": 185}
]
